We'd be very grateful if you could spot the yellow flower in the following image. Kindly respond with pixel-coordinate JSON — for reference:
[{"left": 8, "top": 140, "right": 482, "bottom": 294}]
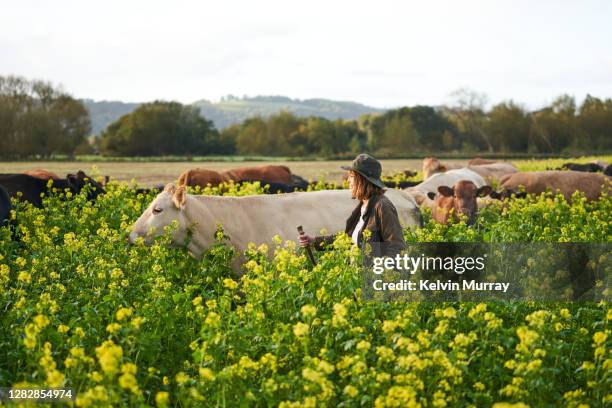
[
  {"left": 593, "top": 331, "right": 607, "bottom": 345},
  {"left": 175, "top": 372, "right": 190, "bottom": 385},
  {"left": 443, "top": 307, "right": 457, "bottom": 319},
  {"left": 199, "top": 367, "right": 215, "bottom": 381},
  {"left": 344, "top": 385, "right": 358, "bottom": 398},
  {"left": 32, "top": 315, "right": 50, "bottom": 330},
  {"left": 223, "top": 278, "right": 238, "bottom": 290},
  {"left": 106, "top": 323, "right": 121, "bottom": 334},
  {"left": 332, "top": 303, "right": 348, "bottom": 327},
  {"left": 293, "top": 322, "right": 309, "bottom": 337},
  {"left": 18, "top": 271, "right": 31, "bottom": 283},
  {"left": 46, "top": 369, "right": 65, "bottom": 388},
  {"left": 116, "top": 307, "right": 133, "bottom": 321},
  {"left": 300, "top": 304, "right": 317, "bottom": 319},
  {"left": 155, "top": 391, "right": 170, "bottom": 407},
  {"left": 356, "top": 340, "right": 371, "bottom": 352},
  {"left": 58, "top": 324, "right": 70, "bottom": 334},
  {"left": 95, "top": 340, "right": 123, "bottom": 374}
]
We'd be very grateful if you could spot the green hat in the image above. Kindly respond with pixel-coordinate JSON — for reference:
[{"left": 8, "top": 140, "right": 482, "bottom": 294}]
[{"left": 341, "top": 153, "right": 386, "bottom": 189}]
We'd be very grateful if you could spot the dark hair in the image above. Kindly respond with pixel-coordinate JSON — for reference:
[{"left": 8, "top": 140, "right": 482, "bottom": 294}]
[{"left": 350, "top": 171, "right": 384, "bottom": 201}]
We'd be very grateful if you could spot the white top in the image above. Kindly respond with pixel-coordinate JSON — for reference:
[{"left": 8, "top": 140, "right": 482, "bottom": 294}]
[{"left": 351, "top": 202, "right": 368, "bottom": 245}]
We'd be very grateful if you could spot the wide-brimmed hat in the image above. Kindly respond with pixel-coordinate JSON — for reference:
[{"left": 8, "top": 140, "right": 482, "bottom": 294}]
[{"left": 341, "top": 153, "right": 386, "bottom": 189}]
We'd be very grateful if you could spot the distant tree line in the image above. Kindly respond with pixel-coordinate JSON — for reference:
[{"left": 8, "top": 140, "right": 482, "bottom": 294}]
[
  {"left": 96, "top": 90, "right": 612, "bottom": 157},
  {"left": 2, "top": 75, "right": 611, "bottom": 158},
  {"left": 0, "top": 75, "right": 91, "bottom": 158}
]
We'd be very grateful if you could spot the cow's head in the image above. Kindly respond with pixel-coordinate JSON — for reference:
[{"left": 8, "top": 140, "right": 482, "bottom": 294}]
[
  {"left": 67, "top": 171, "right": 106, "bottom": 199},
  {"left": 434, "top": 181, "right": 492, "bottom": 225},
  {"left": 129, "top": 184, "right": 190, "bottom": 245},
  {"left": 422, "top": 157, "right": 446, "bottom": 179}
]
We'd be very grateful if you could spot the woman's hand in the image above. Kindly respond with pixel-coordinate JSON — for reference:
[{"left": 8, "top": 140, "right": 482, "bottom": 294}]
[{"left": 298, "top": 233, "right": 313, "bottom": 247}]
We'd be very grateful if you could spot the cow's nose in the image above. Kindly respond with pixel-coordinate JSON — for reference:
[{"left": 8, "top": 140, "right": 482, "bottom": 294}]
[{"left": 128, "top": 231, "right": 138, "bottom": 243}]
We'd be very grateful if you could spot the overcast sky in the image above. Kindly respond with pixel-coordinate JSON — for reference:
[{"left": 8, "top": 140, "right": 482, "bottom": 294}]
[{"left": 1, "top": 0, "right": 611, "bottom": 109}]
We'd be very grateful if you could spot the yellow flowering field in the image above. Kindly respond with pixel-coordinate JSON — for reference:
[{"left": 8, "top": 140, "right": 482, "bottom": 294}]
[{"left": 0, "top": 174, "right": 610, "bottom": 407}]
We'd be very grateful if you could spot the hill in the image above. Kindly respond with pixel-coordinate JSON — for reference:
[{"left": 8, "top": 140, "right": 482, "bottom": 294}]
[{"left": 83, "top": 96, "right": 384, "bottom": 135}]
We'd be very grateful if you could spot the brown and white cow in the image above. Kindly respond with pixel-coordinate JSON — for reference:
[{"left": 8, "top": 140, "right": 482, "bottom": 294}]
[
  {"left": 405, "top": 168, "right": 487, "bottom": 205},
  {"left": 422, "top": 157, "right": 464, "bottom": 179},
  {"left": 499, "top": 171, "right": 611, "bottom": 202},
  {"left": 423, "top": 181, "right": 492, "bottom": 225}
]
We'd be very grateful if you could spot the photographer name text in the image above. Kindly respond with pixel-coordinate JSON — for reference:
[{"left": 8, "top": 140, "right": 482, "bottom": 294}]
[{"left": 372, "top": 279, "right": 510, "bottom": 292}]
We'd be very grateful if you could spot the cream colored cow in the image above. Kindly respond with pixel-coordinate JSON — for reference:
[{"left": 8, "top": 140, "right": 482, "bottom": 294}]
[{"left": 129, "top": 185, "right": 421, "bottom": 269}]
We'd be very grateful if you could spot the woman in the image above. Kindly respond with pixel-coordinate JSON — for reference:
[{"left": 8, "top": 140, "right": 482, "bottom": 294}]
[{"left": 298, "top": 154, "right": 406, "bottom": 257}]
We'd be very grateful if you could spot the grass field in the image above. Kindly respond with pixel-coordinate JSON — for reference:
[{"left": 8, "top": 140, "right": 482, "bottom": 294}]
[{"left": 0, "top": 155, "right": 610, "bottom": 186}]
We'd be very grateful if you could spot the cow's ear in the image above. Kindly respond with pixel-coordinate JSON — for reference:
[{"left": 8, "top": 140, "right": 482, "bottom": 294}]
[
  {"left": 477, "top": 186, "right": 492, "bottom": 197},
  {"left": 427, "top": 192, "right": 436, "bottom": 200},
  {"left": 66, "top": 174, "right": 80, "bottom": 189},
  {"left": 164, "top": 183, "right": 176, "bottom": 194},
  {"left": 438, "top": 186, "right": 453, "bottom": 197},
  {"left": 173, "top": 186, "right": 186, "bottom": 209}
]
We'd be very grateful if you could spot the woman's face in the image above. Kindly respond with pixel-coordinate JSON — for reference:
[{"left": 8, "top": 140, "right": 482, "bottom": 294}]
[{"left": 348, "top": 171, "right": 356, "bottom": 192}]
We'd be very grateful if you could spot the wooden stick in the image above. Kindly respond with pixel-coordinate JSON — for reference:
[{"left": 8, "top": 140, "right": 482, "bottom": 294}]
[{"left": 297, "top": 225, "right": 317, "bottom": 266}]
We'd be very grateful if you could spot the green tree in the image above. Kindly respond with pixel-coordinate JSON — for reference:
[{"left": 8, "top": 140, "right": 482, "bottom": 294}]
[
  {"left": 529, "top": 95, "right": 577, "bottom": 153},
  {"left": 577, "top": 95, "right": 612, "bottom": 151},
  {"left": 99, "top": 101, "right": 219, "bottom": 156},
  {"left": 486, "top": 101, "right": 530, "bottom": 152},
  {"left": 447, "top": 88, "right": 492, "bottom": 152},
  {"left": 235, "top": 117, "right": 268, "bottom": 155},
  {"left": 0, "top": 75, "right": 90, "bottom": 158}
]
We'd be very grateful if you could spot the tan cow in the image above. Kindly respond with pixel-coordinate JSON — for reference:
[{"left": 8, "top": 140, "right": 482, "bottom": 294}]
[
  {"left": 129, "top": 185, "right": 421, "bottom": 271},
  {"left": 177, "top": 169, "right": 228, "bottom": 188},
  {"left": 500, "top": 171, "right": 611, "bottom": 202},
  {"left": 223, "top": 165, "right": 292, "bottom": 184},
  {"left": 422, "top": 157, "right": 464, "bottom": 179},
  {"left": 467, "top": 162, "right": 518, "bottom": 184},
  {"left": 23, "top": 169, "right": 61, "bottom": 180},
  {"left": 423, "top": 181, "right": 492, "bottom": 225},
  {"left": 468, "top": 157, "right": 498, "bottom": 166},
  {"left": 178, "top": 165, "right": 293, "bottom": 188}
]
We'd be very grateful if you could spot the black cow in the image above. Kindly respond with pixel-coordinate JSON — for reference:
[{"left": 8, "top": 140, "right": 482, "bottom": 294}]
[
  {"left": 135, "top": 185, "right": 165, "bottom": 196},
  {"left": 383, "top": 180, "right": 421, "bottom": 189},
  {"left": 0, "top": 171, "right": 105, "bottom": 208},
  {"left": 240, "top": 180, "right": 297, "bottom": 194},
  {"left": 559, "top": 162, "right": 604, "bottom": 173},
  {"left": 0, "top": 186, "right": 10, "bottom": 225},
  {"left": 605, "top": 165, "right": 612, "bottom": 177},
  {"left": 291, "top": 174, "right": 309, "bottom": 190},
  {"left": 489, "top": 189, "right": 528, "bottom": 200}
]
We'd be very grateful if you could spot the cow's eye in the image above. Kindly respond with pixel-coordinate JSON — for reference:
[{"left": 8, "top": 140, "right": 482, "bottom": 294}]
[{"left": 152, "top": 207, "right": 163, "bottom": 214}]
